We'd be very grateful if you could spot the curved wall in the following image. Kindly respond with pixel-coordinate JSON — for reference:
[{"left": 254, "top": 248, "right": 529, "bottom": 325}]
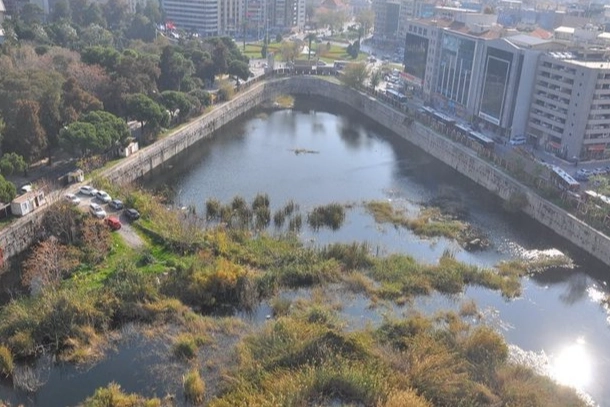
[{"left": 1, "top": 76, "right": 609, "bottom": 267}]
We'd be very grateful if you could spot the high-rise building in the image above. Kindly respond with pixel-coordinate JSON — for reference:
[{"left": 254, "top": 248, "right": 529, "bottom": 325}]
[
  {"left": 527, "top": 53, "right": 610, "bottom": 160},
  {"left": 161, "top": 0, "right": 220, "bottom": 35},
  {"left": 219, "top": 0, "right": 244, "bottom": 36}
]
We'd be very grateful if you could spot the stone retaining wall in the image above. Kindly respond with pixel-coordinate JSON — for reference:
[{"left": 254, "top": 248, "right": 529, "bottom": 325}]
[{"left": 2, "top": 75, "right": 609, "bottom": 267}]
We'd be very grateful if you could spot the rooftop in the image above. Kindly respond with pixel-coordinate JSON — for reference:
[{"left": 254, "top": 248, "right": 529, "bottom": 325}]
[{"left": 505, "top": 33, "right": 553, "bottom": 47}]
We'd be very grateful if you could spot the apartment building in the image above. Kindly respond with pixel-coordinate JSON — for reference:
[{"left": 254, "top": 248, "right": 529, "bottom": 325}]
[
  {"left": 162, "top": 0, "right": 303, "bottom": 36},
  {"left": 527, "top": 53, "right": 610, "bottom": 160},
  {"left": 162, "top": 0, "right": 221, "bottom": 35}
]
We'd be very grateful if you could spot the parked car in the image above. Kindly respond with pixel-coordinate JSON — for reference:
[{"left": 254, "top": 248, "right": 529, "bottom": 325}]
[
  {"left": 574, "top": 172, "right": 590, "bottom": 182},
  {"left": 124, "top": 208, "right": 140, "bottom": 220},
  {"left": 591, "top": 167, "right": 606, "bottom": 176},
  {"left": 64, "top": 193, "right": 81, "bottom": 205},
  {"left": 109, "top": 199, "right": 124, "bottom": 210},
  {"left": 104, "top": 216, "right": 122, "bottom": 231},
  {"left": 509, "top": 136, "right": 527, "bottom": 146},
  {"left": 19, "top": 183, "right": 32, "bottom": 194},
  {"left": 79, "top": 185, "right": 98, "bottom": 196},
  {"left": 89, "top": 203, "right": 106, "bottom": 218},
  {"left": 96, "top": 190, "right": 112, "bottom": 203}
]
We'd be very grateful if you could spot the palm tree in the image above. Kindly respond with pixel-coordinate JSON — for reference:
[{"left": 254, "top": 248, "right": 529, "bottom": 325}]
[{"left": 305, "top": 33, "right": 317, "bottom": 60}]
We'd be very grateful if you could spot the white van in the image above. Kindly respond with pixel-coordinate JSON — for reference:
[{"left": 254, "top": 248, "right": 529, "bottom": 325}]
[{"left": 509, "top": 136, "right": 527, "bottom": 146}]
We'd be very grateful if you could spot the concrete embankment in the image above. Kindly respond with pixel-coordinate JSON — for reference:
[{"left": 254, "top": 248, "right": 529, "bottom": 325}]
[{"left": 1, "top": 76, "right": 609, "bottom": 267}]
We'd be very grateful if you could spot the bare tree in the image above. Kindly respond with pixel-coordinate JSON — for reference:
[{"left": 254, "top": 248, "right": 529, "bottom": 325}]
[{"left": 22, "top": 237, "right": 79, "bottom": 293}]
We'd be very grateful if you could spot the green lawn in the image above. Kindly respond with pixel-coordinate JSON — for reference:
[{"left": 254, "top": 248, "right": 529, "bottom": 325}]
[{"left": 242, "top": 41, "right": 367, "bottom": 64}]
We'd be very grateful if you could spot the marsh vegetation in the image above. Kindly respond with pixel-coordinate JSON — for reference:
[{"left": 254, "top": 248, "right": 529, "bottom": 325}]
[{"left": 0, "top": 186, "right": 583, "bottom": 405}]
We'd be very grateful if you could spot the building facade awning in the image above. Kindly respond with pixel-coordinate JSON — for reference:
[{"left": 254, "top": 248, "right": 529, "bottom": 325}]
[{"left": 586, "top": 144, "right": 606, "bottom": 152}]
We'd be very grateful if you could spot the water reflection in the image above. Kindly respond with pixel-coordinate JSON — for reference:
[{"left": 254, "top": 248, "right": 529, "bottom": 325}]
[{"left": 550, "top": 338, "right": 592, "bottom": 389}]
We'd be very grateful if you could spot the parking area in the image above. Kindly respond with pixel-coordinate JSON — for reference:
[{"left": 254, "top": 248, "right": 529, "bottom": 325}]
[{"left": 64, "top": 187, "right": 144, "bottom": 249}]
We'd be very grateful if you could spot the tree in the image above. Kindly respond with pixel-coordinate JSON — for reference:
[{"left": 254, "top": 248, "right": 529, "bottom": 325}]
[
  {"left": 159, "top": 91, "right": 193, "bottom": 122},
  {"left": 228, "top": 60, "right": 250, "bottom": 83},
  {"left": 159, "top": 46, "right": 194, "bottom": 91},
  {"left": 59, "top": 110, "right": 129, "bottom": 155},
  {"left": 19, "top": 3, "right": 44, "bottom": 25},
  {"left": 79, "top": 24, "right": 114, "bottom": 47},
  {"left": 188, "top": 89, "right": 212, "bottom": 111},
  {"left": 370, "top": 69, "right": 382, "bottom": 89},
  {"left": 0, "top": 153, "right": 27, "bottom": 176},
  {"left": 22, "top": 236, "right": 79, "bottom": 293},
  {"left": 280, "top": 41, "right": 300, "bottom": 62},
  {"left": 60, "top": 77, "right": 104, "bottom": 124},
  {"left": 356, "top": 10, "right": 374, "bottom": 36},
  {"left": 261, "top": 43, "right": 268, "bottom": 59},
  {"left": 0, "top": 175, "right": 16, "bottom": 203},
  {"left": 126, "top": 93, "right": 169, "bottom": 139},
  {"left": 212, "top": 43, "right": 228, "bottom": 76},
  {"left": 50, "top": 0, "right": 72, "bottom": 22},
  {"left": 305, "top": 33, "right": 316, "bottom": 60},
  {"left": 4, "top": 100, "right": 47, "bottom": 163},
  {"left": 103, "top": 0, "right": 130, "bottom": 30},
  {"left": 143, "top": 0, "right": 162, "bottom": 24},
  {"left": 340, "top": 62, "right": 369, "bottom": 89},
  {"left": 59, "top": 121, "right": 97, "bottom": 156},
  {"left": 81, "top": 46, "right": 122, "bottom": 71},
  {"left": 81, "top": 110, "right": 130, "bottom": 145},
  {"left": 275, "top": 33, "right": 282, "bottom": 43},
  {"left": 83, "top": 2, "right": 105, "bottom": 27},
  {"left": 126, "top": 14, "right": 156, "bottom": 42}
]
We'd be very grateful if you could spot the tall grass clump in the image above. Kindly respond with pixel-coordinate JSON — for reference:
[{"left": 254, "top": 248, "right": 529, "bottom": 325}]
[
  {"left": 308, "top": 203, "right": 346, "bottom": 231},
  {"left": 254, "top": 206, "right": 271, "bottom": 229},
  {"left": 273, "top": 209, "right": 286, "bottom": 228},
  {"left": 0, "top": 345, "right": 13, "bottom": 378},
  {"left": 231, "top": 196, "right": 248, "bottom": 212},
  {"left": 206, "top": 199, "right": 222, "bottom": 219},
  {"left": 383, "top": 390, "right": 432, "bottom": 407},
  {"left": 172, "top": 334, "right": 200, "bottom": 360},
  {"left": 252, "top": 193, "right": 270, "bottom": 211},
  {"left": 321, "top": 242, "right": 373, "bottom": 270},
  {"left": 82, "top": 382, "right": 162, "bottom": 407},
  {"left": 283, "top": 200, "right": 299, "bottom": 216},
  {"left": 289, "top": 214, "right": 303, "bottom": 232},
  {"left": 183, "top": 368, "right": 206, "bottom": 405}
]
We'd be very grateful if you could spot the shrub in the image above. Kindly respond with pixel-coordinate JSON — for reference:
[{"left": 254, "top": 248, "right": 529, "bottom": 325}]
[
  {"left": 206, "top": 199, "right": 222, "bottom": 219},
  {"left": 273, "top": 210, "right": 286, "bottom": 228},
  {"left": 254, "top": 206, "right": 271, "bottom": 229},
  {"left": 183, "top": 368, "right": 205, "bottom": 405},
  {"left": 0, "top": 345, "right": 13, "bottom": 378},
  {"left": 463, "top": 326, "right": 508, "bottom": 377},
  {"left": 252, "top": 193, "right": 270, "bottom": 211},
  {"left": 231, "top": 196, "right": 248, "bottom": 212},
  {"left": 289, "top": 214, "right": 303, "bottom": 232},
  {"left": 308, "top": 203, "right": 346, "bottom": 231},
  {"left": 271, "top": 297, "right": 292, "bottom": 317}
]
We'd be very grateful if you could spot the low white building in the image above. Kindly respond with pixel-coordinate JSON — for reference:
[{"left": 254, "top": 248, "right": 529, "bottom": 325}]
[{"left": 11, "top": 190, "right": 47, "bottom": 217}]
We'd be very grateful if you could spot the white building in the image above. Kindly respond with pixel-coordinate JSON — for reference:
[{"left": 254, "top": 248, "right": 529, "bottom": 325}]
[
  {"left": 527, "top": 53, "right": 610, "bottom": 160},
  {"left": 161, "top": 0, "right": 221, "bottom": 35}
]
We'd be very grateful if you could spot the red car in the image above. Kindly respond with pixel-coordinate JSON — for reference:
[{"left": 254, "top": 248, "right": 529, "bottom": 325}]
[{"left": 105, "top": 216, "right": 122, "bottom": 231}]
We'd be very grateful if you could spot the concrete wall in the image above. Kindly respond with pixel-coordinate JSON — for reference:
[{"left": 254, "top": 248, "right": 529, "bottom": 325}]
[
  {"left": 1, "top": 75, "right": 609, "bottom": 267},
  {"left": 275, "top": 77, "right": 610, "bottom": 265}
]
